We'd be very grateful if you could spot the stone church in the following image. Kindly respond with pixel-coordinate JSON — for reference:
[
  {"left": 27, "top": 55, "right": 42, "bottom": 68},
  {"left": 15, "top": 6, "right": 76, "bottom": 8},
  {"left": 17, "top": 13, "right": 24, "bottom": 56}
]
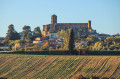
[{"left": 42, "top": 14, "right": 96, "bottom": 38}]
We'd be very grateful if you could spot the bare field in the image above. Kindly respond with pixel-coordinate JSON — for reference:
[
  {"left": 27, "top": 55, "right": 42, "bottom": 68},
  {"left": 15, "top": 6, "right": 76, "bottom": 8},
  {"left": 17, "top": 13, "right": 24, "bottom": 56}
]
[{"left": 0, "top": 54, "right": 120, "bottom": 79}]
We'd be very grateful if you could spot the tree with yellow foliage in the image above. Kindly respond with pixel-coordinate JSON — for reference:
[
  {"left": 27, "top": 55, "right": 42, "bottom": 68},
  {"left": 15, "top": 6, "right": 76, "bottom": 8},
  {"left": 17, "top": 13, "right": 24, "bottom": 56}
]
[
  {"left": 93, "top": 42, "right": 103, "bottom": 50},
  {"left": 42, "top": 42, "right": 50, "bottom": 51}
]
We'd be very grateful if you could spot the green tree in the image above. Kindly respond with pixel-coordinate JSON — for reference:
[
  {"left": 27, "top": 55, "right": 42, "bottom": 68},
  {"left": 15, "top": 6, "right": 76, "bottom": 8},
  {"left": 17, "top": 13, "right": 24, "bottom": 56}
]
[
  {"left": 109, "top": 45, "right": 118, "bottom": 50},
  {"left": 5, "top": 24, "right": 20, "bottom": 41},
  {"left": 85, "top": 41, "right": 93, "bottom": 50},
  {"left": 57, "top": 28, "right": 75, "bottom": 52},
  {"left": 57, "top": 29, "right": 69, "bottom": 49},
  {"left": 76, "top": 44, "right": 85, "bottom": 49},
  {"left": 114, "top": 36, "right": 120, "bottom": 42},
  {"left": 56, "top": 45, "right": 61, "bottom": 49},
  {"left": 86, "top": 35, "right": 99, "bottom": 41},
  {"left": 49, "top": 46, "right": 53, "bottom": 51},
  {"left": 33, "top": 27, "right": 42, "bottom": 39},
  {"left": 31, "top": 45, "right": 41, "bottom": 51},
  {"left": 85, "top": 41, "right": 92, "bottom": 47},
  {"left": 68, "top": 28, "right": 74, "bottom": 54},
  {"left": 22, "top": 25, "right": 32, "bottom": 40}
]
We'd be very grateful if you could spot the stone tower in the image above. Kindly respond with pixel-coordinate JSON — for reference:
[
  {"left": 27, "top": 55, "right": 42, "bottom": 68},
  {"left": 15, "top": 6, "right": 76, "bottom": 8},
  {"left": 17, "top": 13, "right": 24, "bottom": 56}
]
[
  {"left": 51, "top": 14, "right": 57, "bottom": 24},
  {"left": 88, "top": 20, "right": 91, "bottom": 29}
]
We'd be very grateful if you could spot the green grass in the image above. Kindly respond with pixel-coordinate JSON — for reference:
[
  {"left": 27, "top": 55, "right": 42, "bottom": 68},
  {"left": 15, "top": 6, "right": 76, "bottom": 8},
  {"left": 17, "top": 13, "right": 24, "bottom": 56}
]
[{"left": 0, "top": 54, "right": 120, "bottom": 79}]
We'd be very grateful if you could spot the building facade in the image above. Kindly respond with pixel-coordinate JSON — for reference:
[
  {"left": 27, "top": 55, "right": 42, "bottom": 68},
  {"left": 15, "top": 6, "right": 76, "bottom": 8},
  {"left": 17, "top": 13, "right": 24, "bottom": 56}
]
[{"left": 42, "top": 14, "right": 96, "bottom": 38}]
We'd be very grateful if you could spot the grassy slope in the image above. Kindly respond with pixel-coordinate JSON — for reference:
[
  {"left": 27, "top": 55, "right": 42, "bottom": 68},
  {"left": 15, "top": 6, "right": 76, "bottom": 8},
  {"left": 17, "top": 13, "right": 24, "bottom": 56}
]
[{"left": 0, "top": 54, "right": 120, "bottom": 79}]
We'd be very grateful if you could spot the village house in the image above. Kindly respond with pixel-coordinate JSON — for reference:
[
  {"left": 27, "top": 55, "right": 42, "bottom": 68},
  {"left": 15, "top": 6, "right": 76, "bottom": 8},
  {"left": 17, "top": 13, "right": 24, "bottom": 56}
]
[
  {"left": 33, "top": 36, "right": 63, "bottom": 48},
  {"left": 33, "top": 36, "right": 49, "bottom": 46},
  {"left": 96, "top": 34, "right": 110, "bottom": 41}
]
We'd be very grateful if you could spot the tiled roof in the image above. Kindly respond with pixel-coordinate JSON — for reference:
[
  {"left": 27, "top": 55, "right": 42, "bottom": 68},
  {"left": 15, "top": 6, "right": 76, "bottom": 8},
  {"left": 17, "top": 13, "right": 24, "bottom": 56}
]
[{"left": 56, "top": 23, "right": 88, "bottom": 27}]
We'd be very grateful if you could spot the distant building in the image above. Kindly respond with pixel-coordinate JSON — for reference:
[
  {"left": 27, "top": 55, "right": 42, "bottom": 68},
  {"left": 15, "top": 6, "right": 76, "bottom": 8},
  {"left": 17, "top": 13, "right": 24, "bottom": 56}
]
[
  {"left": 13, "top": 43, "right": 25, "bottom": 50},
  {"left": 49, "top": 32, "right": 58, "bottom": 39},
  {"left": 33, "top": 36, "right": 63, "bottom": 48},
  {"left": 112, "top": 33, "right": 120, "bottom": 37},
  {"left": 42, "top": 14, "right": 96, "bottom": 38},
  {"left": 33, "top": 37, "right": 49, "bottom": 46},
  {"left": 80, "top": 39, "right": 89, "bottom": 46},
  {"left": 33, "top": 37, "right": 42, "bottom": 44},
  {"left": 49, "top": 38, "right": 59, "bottom": 48},
  {"left": 0, "top": 46, "right": 9, "bottom": 50},
  {"left": 97, "top": 34, "right": 110, "bottom": 41}
]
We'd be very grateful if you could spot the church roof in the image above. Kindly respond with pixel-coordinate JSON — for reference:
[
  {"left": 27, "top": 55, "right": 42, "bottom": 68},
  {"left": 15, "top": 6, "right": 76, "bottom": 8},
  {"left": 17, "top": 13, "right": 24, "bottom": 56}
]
[
  {"left": 45, "top": 23, "right": 88, "bottom": 27},
  {"left": 56, "top": 23, "right": 88, "bottom": 27}
]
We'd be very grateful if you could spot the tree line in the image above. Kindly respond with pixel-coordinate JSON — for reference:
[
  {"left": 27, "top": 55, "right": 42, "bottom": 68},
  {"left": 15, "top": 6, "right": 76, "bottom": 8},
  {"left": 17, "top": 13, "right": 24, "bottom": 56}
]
[
  {"left": 4, "top": 24, "right": 42, "bottom": 41},
  {"left": 1, "top": 24, "right": 120, "bottom": 52},
  {"left": 0, "top": 24, "right": 42, "bottom": 50},
  {"left": 0, "top": 24, "right": 75, "bottom": 53}
]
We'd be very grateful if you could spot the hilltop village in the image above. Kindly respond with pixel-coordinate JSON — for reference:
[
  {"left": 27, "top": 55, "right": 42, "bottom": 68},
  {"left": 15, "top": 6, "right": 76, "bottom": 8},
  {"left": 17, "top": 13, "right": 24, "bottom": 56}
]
[
  {"left": 0, "top": 14, "right": 120, "bottom": 51},
  {"left": 42, "top": 14, "right": 96, "bottom": 37}
]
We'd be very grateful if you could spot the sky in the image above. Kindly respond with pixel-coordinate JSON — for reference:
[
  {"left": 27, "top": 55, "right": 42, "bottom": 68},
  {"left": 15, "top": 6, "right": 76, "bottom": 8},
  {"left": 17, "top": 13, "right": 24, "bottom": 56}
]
[{"left": 0, "top": 0, "right": 120, "bottom": 37}]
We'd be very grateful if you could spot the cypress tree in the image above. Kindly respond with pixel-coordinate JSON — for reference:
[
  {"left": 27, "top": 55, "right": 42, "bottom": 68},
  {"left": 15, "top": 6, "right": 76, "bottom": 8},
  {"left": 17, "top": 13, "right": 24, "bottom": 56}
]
[{"left": 68, "top": 28, "right": 74, "bottom": 54}]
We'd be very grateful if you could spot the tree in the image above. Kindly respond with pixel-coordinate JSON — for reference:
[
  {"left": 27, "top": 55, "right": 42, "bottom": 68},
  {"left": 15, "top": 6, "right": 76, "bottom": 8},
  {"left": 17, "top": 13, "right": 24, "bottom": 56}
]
[
  {"left": 86, "top": 35, "right": 99, "bottom": 41},
  {"left": 56, "top": 45, "right": 61, "bottom": 49},
  {"left": 5, "top": 24, "right": 20, "bottom": 41},
  {"left": 104, "top": 37, "right": 114, "bottom": 48},
  {"left": 26, "top": 32, "right": 32, "bottom": 40},
  {"left": 114, "top": 36, "right": 120, "bottom": 42},
  {"left": 57, "top": 29, "right": 69, "bottom": 49},
  {"left": 85, "top": 41, "right": 92, "bottom": 47},
  {"left": 109, "top": 45, "right": 118, "bottom": 50},
  {"left": 13, "top": 31, "right": 21, "bottom": 40},
  {"left": 43, "top": 42, "right": 49, "bottom": 47},
  {"left": 57, "top": 28, "right": 75, "bottom": 52},
  {"left": 76, "top": 44, "right": 85, "bottom": 49},
  {"left": 68, "top": 28, "right": 74, "bottom": 54},
  {"left": 93, "top": 42, "right": 103, "bottom": 50},
  {"left": 30, "top": 45, "right": 41, "bottom": 51},
  {"left": 22, "top": 25, "right": 32, "bottom": 40},
  {"left": 33, "top": 27, "right": 42, "bottom": 40},
  {"left": 42, "top": 42, "right": 50, "bottom": 51}
]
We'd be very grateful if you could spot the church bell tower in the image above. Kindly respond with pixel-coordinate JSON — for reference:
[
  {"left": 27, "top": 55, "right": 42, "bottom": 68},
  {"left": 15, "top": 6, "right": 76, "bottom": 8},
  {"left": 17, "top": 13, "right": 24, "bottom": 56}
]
[
  {"left": 51, "top": 14, "right": 57, "bottom": 24},
  {"left": 88, "top": 20, "right": 91, "bottom": 29}
]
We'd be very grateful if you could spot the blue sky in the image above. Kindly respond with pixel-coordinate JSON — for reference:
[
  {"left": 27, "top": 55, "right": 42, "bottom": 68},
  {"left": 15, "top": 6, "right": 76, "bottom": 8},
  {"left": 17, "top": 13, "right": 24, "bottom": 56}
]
[{"left": 0, "top": 0, "right": 120, "bottom": 37}]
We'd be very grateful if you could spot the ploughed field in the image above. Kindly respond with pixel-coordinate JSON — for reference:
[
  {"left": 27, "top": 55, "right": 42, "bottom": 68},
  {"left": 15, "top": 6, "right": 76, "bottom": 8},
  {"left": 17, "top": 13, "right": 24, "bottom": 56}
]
[{"left": 0, "top": 54, "right": 120, "bottom": 79}]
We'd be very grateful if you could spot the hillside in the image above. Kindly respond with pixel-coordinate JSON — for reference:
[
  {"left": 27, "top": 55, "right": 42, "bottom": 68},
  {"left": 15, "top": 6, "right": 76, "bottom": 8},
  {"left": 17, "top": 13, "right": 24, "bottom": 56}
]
[{"left": 0, "top": 54, "right": 120, "bottom": 79}]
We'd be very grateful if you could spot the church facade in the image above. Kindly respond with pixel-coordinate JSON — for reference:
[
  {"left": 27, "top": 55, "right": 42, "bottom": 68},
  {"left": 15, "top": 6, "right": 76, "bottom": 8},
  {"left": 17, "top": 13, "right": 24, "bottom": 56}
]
[{"left": 42, "top": 14, "right": 96, "bottom": 38}]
